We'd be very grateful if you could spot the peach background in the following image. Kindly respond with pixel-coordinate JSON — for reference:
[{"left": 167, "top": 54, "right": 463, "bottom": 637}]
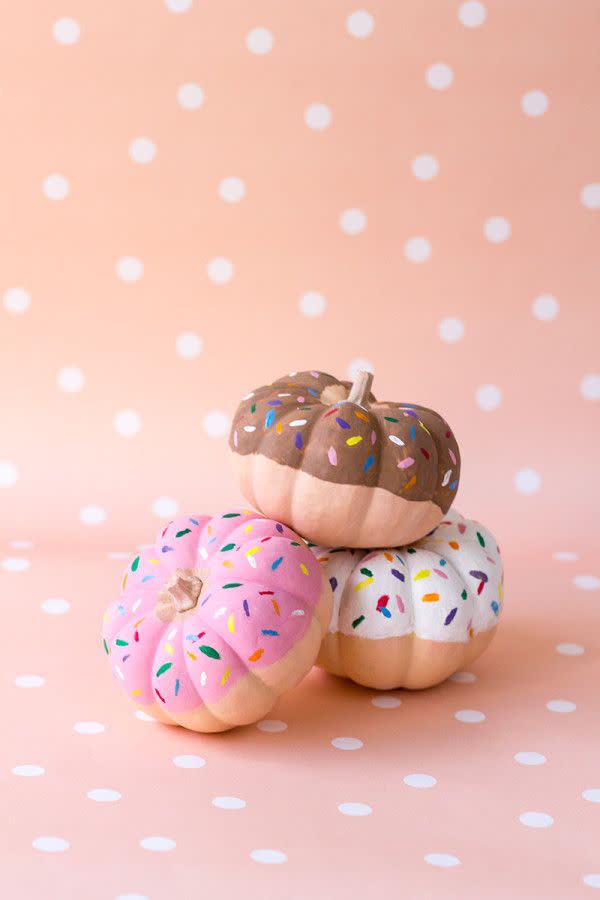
[{"left": 1, "top": 1, "right": 599, "bottom": 898}]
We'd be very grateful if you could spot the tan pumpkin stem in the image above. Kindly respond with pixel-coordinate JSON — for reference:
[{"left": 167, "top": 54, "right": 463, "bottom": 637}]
[
  {"left": 347, "top": 369, "right": 374, "bottom": 407},
  {"left": 163, "top": 570, "right": 202, "bottom": 613}
]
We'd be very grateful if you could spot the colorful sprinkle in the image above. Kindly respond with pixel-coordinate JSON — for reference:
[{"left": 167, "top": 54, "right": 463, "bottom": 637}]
[
  {"left": 354, "top": 410, "right": 369, "bottom": 422},
  {"left": 346, "top": 435, "right": 363, "bottom": 446},
  {"left": 390, "top": 568, "right": 405, "bottom": 582},
  {"left": 295, "top": 432, "right": 303, "bottom": 450},
  {"left": 422, "top": 593, "right": 440, "bottom": 603},
  {"left": 155, "top": 662, "right": 172, "bottom": 677},
  {"left": 221, "top": 542, "right": 236, "bottom": 552},
  {"left": 300, "top": 563, "right": 309, "bottom": 575},
  {"left": 420, "top": 447, "right": 430, "bottom": 460},
  {"left": 491, "top": 600, "right": 500, "bottom": 615},
  {"left": 262, "top": 629, "right": 279, "bottom": 636},
  {"left": 289, "top": 419, "right": 307, "bottom": 427},
  {"left": 264, "top": 408, "right": 275, "bottom": 428},
  {"left": 131, "top": 556, "right": 140, "bottom": 572},
  {"left": 221, "top": 668, "right": 231, "bottom": 686},
  {"left": 414, "top": 569, "right": 430, "bottom": 581},
  {"left": 272, "top": 598, "right": 280, "bottom": 616},
  {"left": 248, "top": 648, "right": 264, "bottom": 662},
  {"left": 402, "top": 475, "right": 417, "bottom": 492},
  {"left": 223, "top": 582, "right": 242, "bottom": 589},
  {"left": 155, "top": 688, "right": 166, "bottom": 703},
  {"left": 115, "top": 638, "right": 128, "bottom": 647},
  {"left": 336, "top": 417, "right": 350, "bottom": 429},
  {"left": 397, "top": 457, "right": 415, "bottom": 469},
  {"left": 329, "top": 576, "right": 338, "bottom": 591},
  {"left": 477, "top": 532, "right": 485, "bottom": 547},
  {"left": 364, "top": 454, "right": 375, "bottom": 472},
  {"left": 174, "top": 678, "right": 180, "bottom": 696},
  {"left": 328, "top": 446, "right": 338, "bottom": 466},
  {"left": 243, "top": 599, "right": 250, "bottom": 616},
  {"left": 199, "top": 645, "right": 221, "bottom": 660},
  {"left": 444, "top": 607, "right": 458, "bottom": 625},
  {"left": 271, "top": 557, "right": 283, "bottom": 571},
  {"left": 227, "top": 615, "right": 235, "bottom": 634},
  {"left": 175, "top": 528, "right": 191, "bottom": 538},
  {"left": 352, "top": 615, "right": 365, "bottom": 629},
  {"left": 389, "top": 434, "right": 404, "bottom": 446}
]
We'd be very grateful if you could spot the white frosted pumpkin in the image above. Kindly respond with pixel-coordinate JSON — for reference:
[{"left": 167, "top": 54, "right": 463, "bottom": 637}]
[{"left": 312, "top": 509, "right": 503, "bottom": 690}]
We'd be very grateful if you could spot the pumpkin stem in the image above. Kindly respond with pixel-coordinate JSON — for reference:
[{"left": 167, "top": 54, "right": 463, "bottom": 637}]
[
  {"left": 164, "top": 569, "right": 202, "bottom": 613},
  {"left": 347, "top": 369, "right": 374, "bottom": 407}
]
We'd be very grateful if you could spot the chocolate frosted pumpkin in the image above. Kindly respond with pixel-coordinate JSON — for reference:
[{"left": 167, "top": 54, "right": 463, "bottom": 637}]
[{"left": 229, "top": 369, "right": 461, "bottom": 548}]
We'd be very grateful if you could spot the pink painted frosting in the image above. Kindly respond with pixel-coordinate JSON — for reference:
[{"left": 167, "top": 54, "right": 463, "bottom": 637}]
[{"left": 101, "top": 509, "right": 322, "bottom": 713}]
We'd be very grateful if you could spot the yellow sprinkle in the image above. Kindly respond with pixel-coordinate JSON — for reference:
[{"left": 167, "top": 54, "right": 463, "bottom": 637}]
[
  {"left": 221, "top": 667, "right": 231, "bottom": 686},
  {"left": 149, "top": 558, "right": 160, "bottom": 565},
  {"left": 131, "top": 689, "right": 141, "bottom": 697},
  {"left": 346, "top": 435, "right": 363, "bottom": 446},
  {"left": 242, "top": 509, "right": 253, "bottom": 515},
  {"left": 186, "top": 650, "right": 197, "bottom": 661},
  {"left": 227, "top": 614, "right": 235, "bottom": 634},
  {"left": 222, "top": 560, "right": 234, "bottom": 568},
  {"left": 354, "top": 410, "right": 369, "bottom": 422},
  {"left": 122, "top": 573, "right": 128, "bottom": 590},
  {"left": 272, "top": 598, "right": 280, "bottom": 616},
  {"left": 133, "top": 618, "right": 145, "bottom": 628},
  {"left": 300, "top": 563, "right": 309, "bottom": 575},
  {"left": 246, "top": 546, "right": 261, "bottom": 557},
  {"left": 354, "top": 577, "right": 374, "bottom": 591},
  {"left": 208, "top": 524, "right": 213, "bottom": 536},
  {"left": 418, "top": 420, "right": 431, "bottom": 435},
  {"left": 414, "top": 570, "right": 430, "bottom": 581},
  {"left": 244, "top": 524, "right": 253, "bottom": 534},
  {"left": 498, "top": 582, "right": 503, "bottom": 599},
  {"left": 165, "top": 642, "right": 174, "bottom": 655}
]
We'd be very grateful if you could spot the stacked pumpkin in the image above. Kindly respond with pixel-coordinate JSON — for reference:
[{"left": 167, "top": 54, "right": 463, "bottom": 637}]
[{"left": 102, "top": 369, "right": 503, "bottom": 731}]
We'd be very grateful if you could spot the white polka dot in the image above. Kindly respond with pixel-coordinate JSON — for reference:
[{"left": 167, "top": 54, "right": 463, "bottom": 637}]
[
  {"left": 134, "top": 710, "right": 156, "bottom": 722},
  {"left": 42, "top": 174, "right": 70, "bottom": 200},
  {"left": 218, "top": 177, "right": 246, "bottom": 203},
  {"left": 114, "top": 409, "right": 141, "bottom": 437},
  {"left": 484, "top": 216, "right": 511, "bottom": 242},
  {"left": 15, "top": 675, "right": 44, "bottom": 688},
  {"left": 574, "top": 575, "right": 600, "bottom": 591},
  {"left": 346, "top": 10, "right": 374, "bottom": 38},
  {"left": 87, "top": 788, "right": 121, "bottom": 802},
  {"left": 546, "top": 699, "right": 576, "bottom": 713},
  {"left": 438, "top": 317, "right": 464, "bottom": 343},
  {"left": 519, "top": 811, "right": 553, "bottom": 829},
  {"left": 449, "top": 671, "right": 477, "bottom": 683},
  {"left": 411, "top": 154, "right": 439, "bottom": 180},
  {"left": 514, "top": 468, "right": 541, "bottom": 495},
  {"left": 79, "top": 505, "right": 106, "bottom": 525},
  {"left": 458, "top": 1, "right": 486, "bottom": 27},
  {"left": 207, "top": 257, "right": 234, "bottom": 284},
  {"left": 584, "top": 874, "right": 600, "bottom": 889},
  {"left": 256, "top": 719, "right": 287, "bottom": 733},
  {"left": 581, "top": 374, "right": 600, "bottom": 401},
  {"left": 425, "top": 853, "right": 461, "bottom": 868},
  {"left": 347, "top": 358, "right": 374, "bottom": 380},
  {"left": 3, "top": 287, "right": 31, "bottom": 314},
  {"left": 165, "top": 0, "right": 192, "bottom": 12},
  {"left": 521, "top": 90, "right": 549, "bottom": 117},
  {"left": 173, "top": 754, "right": 206, "bottom": 769},
  {"left": 515, "top": 752, "right": 547, "bottom": 766},
  {"left": 9, "top": 539, "right": 33, "bottom": 549},
  {"left": 41, "top": 598, "right": 70, "bottom": 615},
  {"left": 52, "top": 17, "right": 80, "bottom": 45},
  {"left": 304, "top": 103, "right": 332, "bottom": 130},
  {"left": 175, "top": 331, "right": 203, "bottom": 359},
  {"left": 455, "top": 709, "right": 485, "bottom": 723},
  {"left": 202, "top": 410, "right": 230, "bottom": 438},
  {"left": 74, "top": 721, "right": 105, "bottom": 734},
  {"left": 250, "top": 849, "right": 287, "bottom": 864},
  {"left": 152, "top": 497, "right": 178, "bottom": 518},
  {"left": 404, "top": 774, "right": 437, "bottom": 788},
  {"left": 371, "top": 694, "right": 402, "bottom": 708},
  {"left": 339, "top": 208, "right": 366, "bottom": 235},
  {"left": 33, "top": 836, "right": 69, "bottom": 853},
  {"left": 246, "top": 27, "right": 273, "bottom": 55},
  {"left": 128, "top": 137, "right": 156, "bottom": 164},
  {"left": 57, "top": 366, "right": 85, "bottom": 393},
  {"left": 140, "top": 836, "right": 176, "bottom": 852},
  {"left": 583, "top": 789, "right": 600, "bottom": 803},
  {"left": 299, "top": 291, "right": 326, "bottom": 317},
  {"left": 338, "top": 802, "right": 372, "bottom": 816},
  {"left": 331, "top": 737, "right": 363, "bottom": 751},
  {"left": 581, "top": 183, "right": 600, "bottom": 209},
  {"left": 212, "top": 796, "right": 246, "bottom": 809},
  {"left": 116, "top": 257, "right": 143, "bottom": 283},
  {"left": 404, "top": 236, "right": 431, "bottom": 263},
  {"left": 532, "top": 294, "right": 559, "bottom": 321},
  {"left": 12, "top": 765, "right": 45, "bottom": 777},
  {"left": 0, "top": 460, "right": 18, "bottom": 487},
  {"left": 426, "top": 63, "right": 453, "bottom": 90},
  {"left": 556, "top": 642, "right": 585, "bottom": 656},
  {"left": 475, "top": 384, "right": 502, "bottom": 411},
  {"left": 177, "top": 82, "right": 204, "bottom": 109},
  {"left": 553, "top": 551, "right": 578, "bottom": 561},
  {"left": 2, "top": 556, "right": 30, "bottom": 572}
]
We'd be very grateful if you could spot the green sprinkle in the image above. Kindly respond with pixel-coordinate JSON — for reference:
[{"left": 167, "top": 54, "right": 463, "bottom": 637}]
[
  {"left": 384, "top": 416, "right": 399, "bottom": 423},
  {"left": 220, "top": 543, "right": 236, "bottom": 552},
  {"left": 407, "top": 548, "right": 416, "bottom": 554},
  {"left": 223, "top": 582, "right": 242, "bottom": 589},
  {"left": 290, "top": 541, "right": 300, "bottom": 546},
  {"left": 103, "top": 639, "right": 109, "bottom": 655},
  {"left": 250, "top": 403, "right": 256, "bottom": 413},
  {"left": 477, "top": 532, "right": 485, "bottom": 547},
  {"left": 116, "top": 639, "right": 128, "bottom": 647},
  {"left": 222, "top": 513, "right": 241, "bottom": 518},
  {"left": 175, "top": 528, "right": 191, "bottom": 538},
  {"left": 352, "top": 615, "right": 366, "bottom": 629},
  {"left": 131, "top": 555, "right": 140, "bottom": 572},
  {"left": 360, "top": 567, "right": 373, "bottom": 578},
  {"left": 461, "top": 589, "right": 468, "bottom": 600},
  {"left": 156, "top": 662, "right": 172, "bottom": 677},
  {"left": 200, "top": 645, "right": 221, "bottom": 660}
]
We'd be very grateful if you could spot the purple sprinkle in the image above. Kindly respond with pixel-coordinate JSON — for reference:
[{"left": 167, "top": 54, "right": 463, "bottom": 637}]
[
  {"left": 189, "top": 518, "right": 200, "bottom": 525},
  {"left": 295, "top": 432, "right": 303, "bottom": 450},
  {"left": 268, "top": 400, "right": 283, "bottom": 406},
  {"left": 404, "top": 410, "right": 419, "bottom": 418},
  {"left": 469, "top": 570, "right": 488, "bottom": 582},
  {"left": 335, "top": 417, "right": 350, "bottom": 429},
  {"left": 243, "top": 599, "right": 250, "bottom": 616},
  {"left": 390, "top": 569, "right": 405, "bottom": 582},
  {"left": 329, "top": 576, "right": 338, "bottom": 592},
  {"left": 201, "top": 592, "right": 212, "bottom": 607},
  {"left": 444, "top": 607, "right": 458, "bottom": 626},
  {"left": 161, "top": 545, "right": 174, "bottom": 553},
  {"left": 275, "top": 523, "right": 284, "bottom": 534},
  {"left": 122, "top": 654, "right": 130, "bottom": 662}
]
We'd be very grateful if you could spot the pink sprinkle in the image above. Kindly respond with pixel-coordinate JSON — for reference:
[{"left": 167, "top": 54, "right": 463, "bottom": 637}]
[
  {"left": 328, "top": 446, "right": 337, "bottom": 466},
  {"left": 233, "top": 430, "right": 238, "bottom": 448},
  {"left": 396, "top": 595, "right": 405, "bottom": 613},
  {"left": 297, "top": 396, "right": 305, "bottom": 403},
  {"left": 371, "top": 430, "right": 377, "bottom": 445},
  {"left": 433, "top": 568, "right": 449, "bottom": 579},
  {"left": 448, "top": 448, "right": 457, "bottom": 465},
  {"left": 310, "top": 371, "right": 319, "bottom": 378},
  {"left": 397, "top": 457, "right": 415, "bottom": 469}
]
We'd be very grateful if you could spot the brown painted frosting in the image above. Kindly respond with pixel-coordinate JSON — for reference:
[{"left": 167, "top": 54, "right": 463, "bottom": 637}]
[{"left": 229, "top": 370, "right": 460, "bottom": 511}]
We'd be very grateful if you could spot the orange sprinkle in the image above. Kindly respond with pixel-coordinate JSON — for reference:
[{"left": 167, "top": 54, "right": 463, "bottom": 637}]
[
  {"left": 422, "top": 593, "right": 440, "bottom": 603},
  {"left": 133, "top": 618, "right": 145, "bottom": 628},
  {"left": 222, "top": 560, "right": 234, "bottom": 568},
  {"left": 449, "top": 541, "right": 459, "bottom": 550},
  {"left": 248, "top": 648, "right": 264, "bottom": 662},
  {"left": 384, "top": 552, "right": 394, "bottom": 562},
  {"left": 354, "top": 410, "right": 369, "bottom": 422},
  {"left": 275, "top": 422, "right": 283, "bottom": 434},
  {"left": 272, "top": 599, "right": 280, "bottom": 616},
  {"left": 402, "top": 475, "right": 417, "bottom": 493}
]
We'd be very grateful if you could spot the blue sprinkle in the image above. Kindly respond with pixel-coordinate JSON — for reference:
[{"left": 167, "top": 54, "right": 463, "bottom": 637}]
[
  {"left": 295, "top": 432, "right": 303, "bottom": 450},
  {"left": 450, "top": 480, "right": 459, "bottom": 490},
  {"left": 265, "top": 408, "right": 275, "bottom": 428},
  {"left": 363, "top": 454, "right": 375, "bottom": 473},
  {"left": 491, "top": 600, "right": 499, "bottom": 615},
  {"left": 379, "top": 607, "right": 392, "bottom": 619},
  {"left": 390, "top": 569, "right": 405, "bottom": 582},
  {"left": 189, "top": 517, "right": 200, "bottom": 526},
  {"left": 439, "top": 559, "right": 447, "bottom": 566},
  {"left": 141, "top": 575, "right": 155, "bottom": 583},
  {"left": 208, "top": 536, "right": 217, "bottom": 544},
  {"left": 329, "top": 576, "right": 338, "bottom": 592},
  {"left": 307, "top": 388, "right": 319, "bottom": 397},
  {"left": 410, "top": 425, "right": 416, "bottom": 441},
  {"left": 261, "top": 629, "right": 279, "bottom": 636},
  {"left": 175, "top": 678, "right": 180, "bottom": 696},
  {"left": 185, "top": 634, "right": 197, "bottom": 641},
  {"left": 272, "top": 556, "right": 284, "bottom": 571},
  {"left": 117, "top": 604, "right": 126, "bottom": 615}
]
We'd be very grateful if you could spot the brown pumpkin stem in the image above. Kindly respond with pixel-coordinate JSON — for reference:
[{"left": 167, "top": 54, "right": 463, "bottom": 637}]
[
  {"left": 347, "top": 369, "right": 374, "bottom": 407},
  {"left": 163, "top": 570, "right": 202, "bottom": 613}
]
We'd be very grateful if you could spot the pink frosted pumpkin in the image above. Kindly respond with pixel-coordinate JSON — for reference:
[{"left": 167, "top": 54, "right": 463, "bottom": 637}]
[{"left": 102, "top": 509, "right": 332, "bottom": 732}]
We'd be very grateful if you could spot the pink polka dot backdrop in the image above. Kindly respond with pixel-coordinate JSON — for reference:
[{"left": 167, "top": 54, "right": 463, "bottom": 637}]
[{"left": 1, "top": 2, "right": 599, "bottom": 897}]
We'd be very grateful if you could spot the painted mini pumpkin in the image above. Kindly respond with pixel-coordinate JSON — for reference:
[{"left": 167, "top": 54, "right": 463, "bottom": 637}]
[
  {"left": 229, "top": 369, "right": 460, "bottom": 548},
  {"left": 312, "top": 509, "right": 502, "bottom": 690},
  {"left": 102, "top": 509, "right": 332, "bottom": 732}
]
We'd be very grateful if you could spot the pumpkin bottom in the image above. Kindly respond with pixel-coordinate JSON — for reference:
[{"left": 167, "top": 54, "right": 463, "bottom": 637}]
[
  {"left": 131, "top": 573, "right": 332, "bottom": 733},
  {"left": 231, "top": 451, "right": 443, "bottom": 547},
  {"left": 317, "top": 627, "right": 497, "bottom": 690}
]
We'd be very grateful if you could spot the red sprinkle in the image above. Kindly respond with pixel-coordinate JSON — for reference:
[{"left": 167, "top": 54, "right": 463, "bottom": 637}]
[
  {"left": 155, "top": 688, "right": 166, "bottom": 703},
  {"left": 420, "top": 448, "right": 430, "bottom": 460},
  {"left": 134, "top": 630, "right": 139, "bottom": 642},
  {"left": 376, "top": 594, "right": 389, "bottom": 609}
]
